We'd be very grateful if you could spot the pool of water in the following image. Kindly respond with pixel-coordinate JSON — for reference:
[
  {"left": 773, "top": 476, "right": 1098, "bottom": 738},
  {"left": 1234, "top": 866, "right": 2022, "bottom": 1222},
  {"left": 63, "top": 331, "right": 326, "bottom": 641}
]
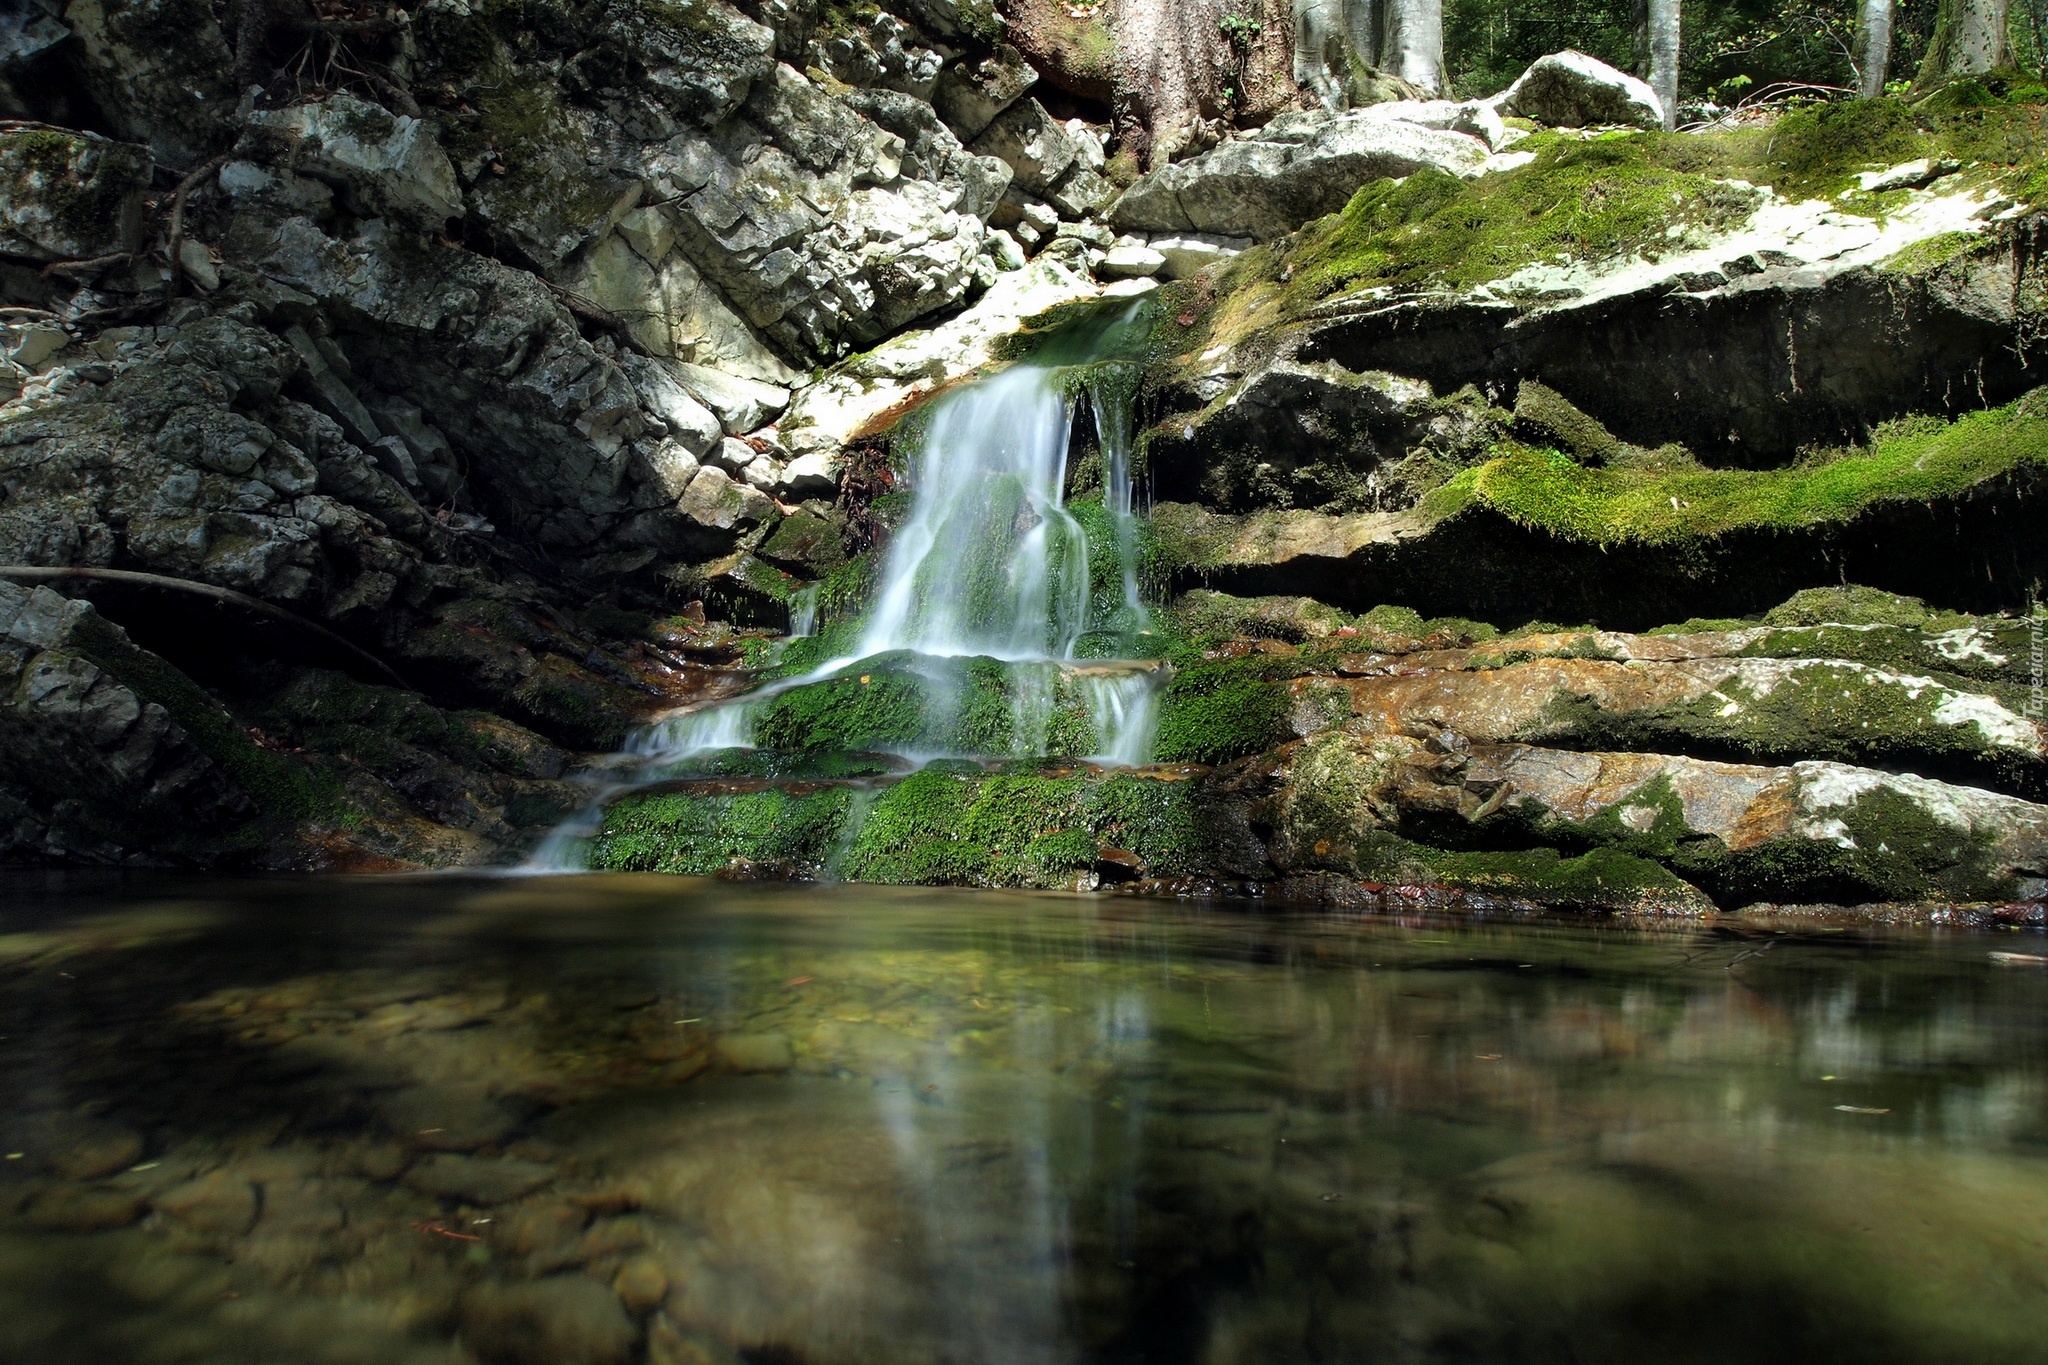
[{"left": 2, "top": 873, "right": 2046, "bottom": 1365}]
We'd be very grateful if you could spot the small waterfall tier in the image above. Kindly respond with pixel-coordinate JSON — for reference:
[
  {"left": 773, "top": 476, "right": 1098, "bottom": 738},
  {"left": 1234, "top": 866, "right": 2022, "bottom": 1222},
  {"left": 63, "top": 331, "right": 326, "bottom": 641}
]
[{"left": 531, "top": 301, "right": 1179, "bottom": 881}]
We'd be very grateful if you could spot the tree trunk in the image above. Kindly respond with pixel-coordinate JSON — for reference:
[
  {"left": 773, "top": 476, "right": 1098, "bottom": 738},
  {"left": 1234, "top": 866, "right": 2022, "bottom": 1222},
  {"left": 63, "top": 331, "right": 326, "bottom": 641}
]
[
  {"left": 1109, "top": 0, "right": 1298, "bottom": 167},
  {"left": 1292, "top": 0, "right": 1379, "bottom": 109},
  {"left": 1646, "top": 0, "right": 1680, "bottom": 129},
  {"left": 1854, "top": 0, "right": 1895, "bottom": 97},
  {"left": 1917, "top": 0, "right": 2010, "bottom": 81},
  {"left": 1378, "top": 0, "right": 1441, "bottom": 95}
]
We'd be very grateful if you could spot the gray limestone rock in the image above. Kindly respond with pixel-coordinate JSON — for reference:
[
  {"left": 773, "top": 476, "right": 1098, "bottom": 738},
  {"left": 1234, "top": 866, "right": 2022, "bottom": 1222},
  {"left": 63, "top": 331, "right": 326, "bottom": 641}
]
[
  {"left": 970, "top": 99, "right": 1077, "bottom": 197},
  {"left": 1112, "top": 112, "right": 1489, "bottom": 240},
  {"left": 242, "top": 94, "right": 465, "bottom": 229},
  {"left": 1500, "top": 50, "right": 1665, "bottom": 129}
]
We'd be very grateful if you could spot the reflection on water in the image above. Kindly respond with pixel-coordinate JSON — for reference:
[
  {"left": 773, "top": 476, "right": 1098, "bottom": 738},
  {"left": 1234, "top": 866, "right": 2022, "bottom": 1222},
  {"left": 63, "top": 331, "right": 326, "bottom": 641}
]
[{"left": 2, "top": 874, "right": 2047, "bottom": 1365}]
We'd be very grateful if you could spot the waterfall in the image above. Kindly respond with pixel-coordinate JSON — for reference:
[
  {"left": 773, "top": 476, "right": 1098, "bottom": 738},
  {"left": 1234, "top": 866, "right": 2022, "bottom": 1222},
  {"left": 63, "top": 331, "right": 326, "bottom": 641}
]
[{"left": 527, "top": 301, "right": 1163, "bottom": 870}]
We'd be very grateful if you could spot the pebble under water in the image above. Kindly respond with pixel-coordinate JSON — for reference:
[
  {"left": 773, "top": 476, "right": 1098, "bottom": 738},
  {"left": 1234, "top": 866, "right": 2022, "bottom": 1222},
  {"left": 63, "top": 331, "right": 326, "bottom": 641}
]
[{"left": 2, "top": 875, "right": 2047, "bottom": 1365}]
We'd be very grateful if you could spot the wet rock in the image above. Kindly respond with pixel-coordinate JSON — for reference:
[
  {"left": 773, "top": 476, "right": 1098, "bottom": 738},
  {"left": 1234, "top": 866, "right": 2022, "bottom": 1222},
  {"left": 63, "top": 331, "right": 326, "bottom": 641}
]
[
  {"left": 0, "top": 127, "right": 152, "bottom": 262},
  {"left": 647, "top": 1315, "right": 728, "bottom": 1365},
  {"left": 612, "top": 1254, "right": 670, "bottom": 1313},
  {"left": 1112, "top": 112, "right": 1488, "bottom": 240},
  {"left": 25, "top": 1183, "right": 146, "bottom": 1232},
  {"left": 460, "top": 1276, "right": 639, "bottom": 1365},
  {"left": 155, "top": 1170, "right": 259, "bottom": 1237},
  {"left": 713, "top": 1033, "right": 794, "bottom": 1073},
  {"left": 495, "top": 1198, "right": 590, "bottom": 1256},
  {"left": 1500, "top": 50, "right": 1666, "bottom": 130},
  {"left": 379, "top": 1085, "right": 517, "bottom": 1151},
  {"left": 405, "top": 1154, "right": 558, "bottom": 1205},
  {"left": 756, "top": 505, "right": 847, "bottom": 575},
  {"left": 0, "top": 583, "right": 257, "bottom": 862}
]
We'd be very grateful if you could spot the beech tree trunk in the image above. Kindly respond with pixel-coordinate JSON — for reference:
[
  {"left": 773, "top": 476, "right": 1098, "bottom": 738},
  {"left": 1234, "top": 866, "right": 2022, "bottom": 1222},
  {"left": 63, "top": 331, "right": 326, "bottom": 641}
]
[
  {"left": 1854, "top": 0, "right": 1895, "bottom": 97},
  {"left": 1107, "top": 0, "right": 1297, "bottom": 167},
  {"left": 1917, "top": 0, "right": 2010, "bottom": 80},
  {"left": 1377, "top": 0, "right": 1441, "bottom": 95},
  {"left": 1292, "top": 0, "right": 1381, "bottom": 109},
  {"left": 1645, "top": 0, "right": 1680, "bottom": 129}
]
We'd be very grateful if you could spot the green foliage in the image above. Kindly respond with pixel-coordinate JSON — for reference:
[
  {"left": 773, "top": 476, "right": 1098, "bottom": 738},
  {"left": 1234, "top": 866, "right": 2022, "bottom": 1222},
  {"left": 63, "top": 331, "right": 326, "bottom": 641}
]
[{"left": 1423, "top": 400, "right": 2048, "bottom": 544}]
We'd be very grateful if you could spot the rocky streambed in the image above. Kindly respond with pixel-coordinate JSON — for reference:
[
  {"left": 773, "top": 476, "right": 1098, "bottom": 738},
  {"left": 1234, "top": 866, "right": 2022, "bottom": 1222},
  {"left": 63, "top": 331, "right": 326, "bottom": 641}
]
[{"left": 6, "top": 879, "right": 2048, "bottom": 1364}]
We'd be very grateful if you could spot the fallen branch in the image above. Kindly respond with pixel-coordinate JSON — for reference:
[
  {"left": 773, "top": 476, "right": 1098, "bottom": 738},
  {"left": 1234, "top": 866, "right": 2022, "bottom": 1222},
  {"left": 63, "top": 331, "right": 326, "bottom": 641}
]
[
  {"left": 0, "top": 565, "right": 413, "bottom": 690},
  {"left": 40, "top": 252, "right": 131, "bottom": 281},
  {"left": 166, "top": 154, "right": 230, "bottom": 289},
  {"left": 541, "top": 280, "right": 649, "bottom": 355}
]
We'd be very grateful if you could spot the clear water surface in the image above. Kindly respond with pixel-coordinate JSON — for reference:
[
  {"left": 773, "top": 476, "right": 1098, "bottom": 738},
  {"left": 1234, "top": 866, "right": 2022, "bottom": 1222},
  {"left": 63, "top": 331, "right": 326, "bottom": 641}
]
[{"left": 3, "top": 873, "right": 2047, "bottom": 1364}]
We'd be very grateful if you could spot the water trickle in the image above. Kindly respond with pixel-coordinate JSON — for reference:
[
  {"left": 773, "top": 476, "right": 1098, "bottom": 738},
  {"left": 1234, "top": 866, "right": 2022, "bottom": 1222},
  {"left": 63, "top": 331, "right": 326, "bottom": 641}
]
[{"left": 528, "top": 301, "right": 1165, "bottom": 870}]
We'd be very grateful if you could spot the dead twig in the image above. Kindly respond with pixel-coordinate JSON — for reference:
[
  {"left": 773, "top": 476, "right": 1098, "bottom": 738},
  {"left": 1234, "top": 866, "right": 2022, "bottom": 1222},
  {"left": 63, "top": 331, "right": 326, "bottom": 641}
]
[{"left": 541, "top": 280, "right": 649, "bottom": 355}]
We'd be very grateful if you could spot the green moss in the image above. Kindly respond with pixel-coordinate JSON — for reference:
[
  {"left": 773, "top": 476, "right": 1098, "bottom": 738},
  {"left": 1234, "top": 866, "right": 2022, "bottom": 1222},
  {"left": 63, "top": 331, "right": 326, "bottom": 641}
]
[
  {"left": 1512, "top": 380, "right": 1623, "bottom": 465},
  {"left": 1428, "top": 845, "right": 1705, "bottom": 910},
  {"left": 1425, "top": 400, "right": 2048, "bottom": 545},
  {"left": 1535, "top": 658, "right": 2040, "bottom": 795},
  {"left": 1879, "top": 230, "right": 1985, "bottom": 275},
  {"left": 753, "top": 656, "right": 1100, "bottom": 759},
  {"left": 1707, "top": 784, "right": 2008, "bottom": 905},
  {"left": 1763, "top": 584, "right": 1947, "bottom": 628},
  {"left": 590, "top": 784, "right": 854, "bottom": 874},
  {"left": 510, "top": 654, "right": 638, "bottom": 749},
  {"left": 1277, "top": 135, "right": 1761, "bottom": 305},
  {"left": 1, "top": 129, "right": 148, "bottom": 249},
  {"left": 1154, "top": 658, "right": 1291, "bottom": 764}
]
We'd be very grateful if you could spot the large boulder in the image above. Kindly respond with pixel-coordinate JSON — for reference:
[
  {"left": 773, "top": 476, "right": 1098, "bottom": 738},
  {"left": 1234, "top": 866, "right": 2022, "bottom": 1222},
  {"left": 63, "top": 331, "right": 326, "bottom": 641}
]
[
  {"left": 1111, "top": 111, "right": 1489, "bottom": 240},
  {"left": 1500, "top": 51, "right": 1665, "bottom": 130},
  {"left": 0, "top": 127, "right": 151, "bottom": 262}
]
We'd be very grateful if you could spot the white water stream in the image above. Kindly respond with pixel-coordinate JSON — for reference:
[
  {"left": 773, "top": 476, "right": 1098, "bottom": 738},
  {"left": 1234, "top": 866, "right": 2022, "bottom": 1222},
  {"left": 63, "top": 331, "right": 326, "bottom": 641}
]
[{"left": 528, "top": 306, "right": 1162, "bottom": 870}]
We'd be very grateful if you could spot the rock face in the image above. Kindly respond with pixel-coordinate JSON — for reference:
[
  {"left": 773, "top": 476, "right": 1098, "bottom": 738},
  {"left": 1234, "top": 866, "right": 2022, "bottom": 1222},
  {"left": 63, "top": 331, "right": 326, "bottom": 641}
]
[
  {"left": 1113, "top": 110, "right": 1490, "bottom": 239},
  {"left": 0, "top": 126, "right": 151, "bottom": 261},
  {"left": 0, "top": 581, "right": 252, "bottom": 860}
]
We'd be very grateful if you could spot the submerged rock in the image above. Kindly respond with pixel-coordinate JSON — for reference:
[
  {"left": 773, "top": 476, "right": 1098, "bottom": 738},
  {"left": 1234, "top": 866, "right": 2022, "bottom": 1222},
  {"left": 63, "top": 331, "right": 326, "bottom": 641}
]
[{"left": 460, "top": 1276, "right": 638, "bottom": 1365}]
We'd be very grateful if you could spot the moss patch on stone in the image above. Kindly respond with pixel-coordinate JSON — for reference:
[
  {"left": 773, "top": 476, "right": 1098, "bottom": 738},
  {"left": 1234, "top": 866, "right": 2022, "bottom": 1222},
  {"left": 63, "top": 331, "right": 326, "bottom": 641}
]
[
  {"left": 1153, "top": 658, "right": 1292, "bottom": 764},
  {"left": 591, "top": 764, "right": 1209, "bottom": 887},
  {"left": 1421, "top": 400, "right": 2048, "bottom": 546}
]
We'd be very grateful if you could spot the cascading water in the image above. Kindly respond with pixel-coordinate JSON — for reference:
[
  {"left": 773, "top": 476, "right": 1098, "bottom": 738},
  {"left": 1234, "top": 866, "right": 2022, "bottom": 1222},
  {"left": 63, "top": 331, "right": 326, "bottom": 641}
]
[{"left": 528, "top": 301, "right": 1164, "bottom": 871}]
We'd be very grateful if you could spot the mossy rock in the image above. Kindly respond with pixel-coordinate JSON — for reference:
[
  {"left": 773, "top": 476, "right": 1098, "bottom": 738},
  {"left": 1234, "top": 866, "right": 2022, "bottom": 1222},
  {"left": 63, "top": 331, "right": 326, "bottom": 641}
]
[{"left": 591, "top": 765, "right": 1212, "bottom": 888}]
